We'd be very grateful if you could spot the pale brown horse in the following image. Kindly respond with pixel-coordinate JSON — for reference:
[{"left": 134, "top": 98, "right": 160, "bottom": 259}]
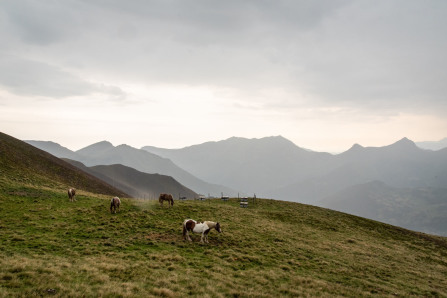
[
  {"left": 110, "top": 197, "right": 121, "bottom": 214},
  {"left": 159, "top": 193, "right": 174, "bottom": 207},
  {"left": 68, "top": 188, "right": 76, "bottom": 202}
]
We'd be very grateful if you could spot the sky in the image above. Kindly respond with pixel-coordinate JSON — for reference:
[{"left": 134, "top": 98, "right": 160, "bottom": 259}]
[{"left": 1, "top": 0, "right": 446, "bottom": 153}]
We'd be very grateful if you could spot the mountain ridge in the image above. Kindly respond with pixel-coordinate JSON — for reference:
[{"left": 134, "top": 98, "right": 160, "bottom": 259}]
[
  {"left": 62, "top": 160, "right": 198, "bottom": 199},
  {"left": 318, "top": 180, "right": 447, "bottom": 236},
  {"left": 416, "top": 137, "right": 447, "bottom": 151},
  {"left": 24, "top": 134, "right": 447, "bottom": 236},
  {"left": 2, "top": 132, "right": 128, "bottom": 197},
  {"left": 142, "top": 135, "right": 332, "bottom": 194},
  {"left": 27, "top": 139, "right": 235, "bottom": 196}
]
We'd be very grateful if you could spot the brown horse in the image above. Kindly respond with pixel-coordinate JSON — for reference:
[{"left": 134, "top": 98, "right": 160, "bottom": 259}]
[
  {"left": 159, "top": 193, "right": 174, "bottom": 207},
  {"left": 68, "top": 188, "right": 76, "bottom": 202},
  {"left": 110, "top": 197, "right": 121, "bottom": 214}
]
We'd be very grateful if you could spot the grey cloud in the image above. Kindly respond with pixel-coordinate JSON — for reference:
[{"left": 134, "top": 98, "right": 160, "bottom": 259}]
[
  {"left": 0, "top": 55, "right": 126, "bottom": 99},
  {"left": 300, "top": 1, "right": 447, "bottom": 114},
  {"left": 2, "top": 0, "right": 84, "bottom": 45},
  {"left": 1, "top": 0, "right": 349, "bottom": 86},
  {"left": 1, "top": 0, "right": 446, "bottom": 115}
]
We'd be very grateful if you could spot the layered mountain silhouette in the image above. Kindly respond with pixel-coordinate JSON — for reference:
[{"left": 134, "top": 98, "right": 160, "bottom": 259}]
[
  {"left": 1, "top": 132, "right": 128, "bottom": 197},
  {"left": 27, "top": 140, "right": 235, "bottom": 196},
  {"left": 319, "top": 180, "right": 447, "bottom": 236},
  {"left": 143, "top": 136, "right": 447, "bottom": 236},
  {"left": 269, "top": 138, "right": 447, "bottom": 203},
  {"left": 416, "top": 137, "right": 447, "bottom": 151},
  {"left": 143, "top": 136, "right": 447, "bottom": 198},
  {"left": 63, "top": 160, "right": 197, "bottom": 199},
  {"left": 26, "top": 134, "right": 447, "bottom": 236},
  {"left": 143, "top": 136, "right": 334, "bottom": 194}
]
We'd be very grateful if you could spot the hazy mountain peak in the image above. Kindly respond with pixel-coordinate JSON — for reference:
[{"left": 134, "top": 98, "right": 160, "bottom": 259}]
[
  {"left": 76, "top": 140, "right": 114, "bottom": 155},
  {"left": 396, "top": 137, "right": 413, "bottom": 144},
  {"left": 24, "top": 140, "right": 79, "bottom": 159},
  {"left": 388, "top": 137, "right": 418, "bottom": 150},
  {"left": 347, "top": 143, "right": 364, "bottom": 151},
  {"left": 116, "top": 144, "right": 133, "bottom": 149},
  {"left": 223, "top": 135, "right": 299, "bottom": 148},
  {"left": 26, "top": 140, "right": 69, "bottom": 151}
]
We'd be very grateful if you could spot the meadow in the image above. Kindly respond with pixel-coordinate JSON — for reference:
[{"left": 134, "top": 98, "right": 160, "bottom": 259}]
[{"left": 1, "top": 182, "right": 447, "bottom": 297}]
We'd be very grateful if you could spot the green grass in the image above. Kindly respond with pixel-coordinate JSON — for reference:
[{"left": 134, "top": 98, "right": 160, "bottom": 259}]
[{"left": 1, "top": 184, "right": 447, "bottom": 297}]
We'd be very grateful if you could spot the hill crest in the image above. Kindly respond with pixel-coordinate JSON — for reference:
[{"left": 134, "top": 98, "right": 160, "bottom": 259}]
[{"left": 1, "top": 132, "right": 128, "bottom": 197}]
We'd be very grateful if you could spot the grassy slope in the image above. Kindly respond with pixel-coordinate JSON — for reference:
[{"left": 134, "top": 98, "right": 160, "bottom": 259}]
[
  {"left": 1, "top": 132, "right": 447, "bottom": 297},
  {"left": 0, "top": 132, "right": 128, "bottom": 197},
  {"left": 1, "top": 187, "right": 446, "bottom": 297}
]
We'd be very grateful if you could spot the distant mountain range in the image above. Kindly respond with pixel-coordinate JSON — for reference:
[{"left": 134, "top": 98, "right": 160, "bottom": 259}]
[
  {"left": 416, "top": 138, "right": 447, "bottom": 151},
  {"left": 143, "top": 136, "right": 447, "bottom": 197},
  {"left": 1, "top": 133, "right": 128, "bottom": 197},
  {"left": 143, "top": 136, "right": 333, "bottom": 194},
  {"left": 319, "top": 180, "right": 447, "bottom": 236},
  {"left": 63, "top": 160, "right": 198, "bottom": 199},
  {"left": 26, "top": 140, "right": 235, "bottom": 197},
  {"left": 267, "top": 138, "right": 447, "bottom": 203},
  {"left": 26, "top": 135, "right": 447, "bottom": 236}
]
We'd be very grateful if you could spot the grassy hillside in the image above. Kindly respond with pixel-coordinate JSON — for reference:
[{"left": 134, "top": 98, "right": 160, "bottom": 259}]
[
  {"left": 2, "top": 132, "right": 447, "bottom": 296},
  {"left": 0, "top": 132, "right": 128, "bottom": 197},
  {"left": 1, "top": 189, "right": 447, "bottom": 296}
]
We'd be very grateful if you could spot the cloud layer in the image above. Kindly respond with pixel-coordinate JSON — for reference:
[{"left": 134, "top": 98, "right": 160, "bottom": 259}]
[{"left": 1, "top": 0, "right": 446, "bottom": 150}]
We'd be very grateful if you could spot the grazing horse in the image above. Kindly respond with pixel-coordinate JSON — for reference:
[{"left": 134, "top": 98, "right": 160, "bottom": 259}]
[
  {"left": 110, "top": 197, "right": 121, "bottom": 214},
  {"left": 182, "top": 219, "right": 222, "bottom": 243},
  {"left": 68, "top": 188, "right": 76, "bottom": 202},
  {"left": 159, "top": 193, "right": 174, "bottom": 207}
]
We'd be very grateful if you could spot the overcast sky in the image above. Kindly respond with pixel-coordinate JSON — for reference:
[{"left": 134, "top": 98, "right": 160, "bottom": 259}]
[{"left": 1, "top": 0, "right": 446, "bottom": 152}]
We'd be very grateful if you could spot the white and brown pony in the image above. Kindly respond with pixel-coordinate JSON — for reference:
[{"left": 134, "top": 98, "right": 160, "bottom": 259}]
[
  {"left": 159, "top": 193, "right": 174, "bottom": 207},
  {"left": 110, "top": 197, "right": 121, "bottom": 214},
  {"left": 182, "top": 219, "right": 222, "bottom": 243},
  {"left": 68, "top": 188, "right": 76, "bottom": 202}
]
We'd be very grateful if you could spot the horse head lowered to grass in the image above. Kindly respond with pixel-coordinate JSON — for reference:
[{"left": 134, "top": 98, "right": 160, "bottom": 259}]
[
  {"left": 110, "top": 197, "right": 121, "bottom": 214},
  {"left": 159, "top": 193, "right": 174, "bottom": 207},
  {"left": 68, "top": 188, "right": 76, "bottom": 202},
  {"left": 182, "top": 219, "right": 222, "bottom": 243}
]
